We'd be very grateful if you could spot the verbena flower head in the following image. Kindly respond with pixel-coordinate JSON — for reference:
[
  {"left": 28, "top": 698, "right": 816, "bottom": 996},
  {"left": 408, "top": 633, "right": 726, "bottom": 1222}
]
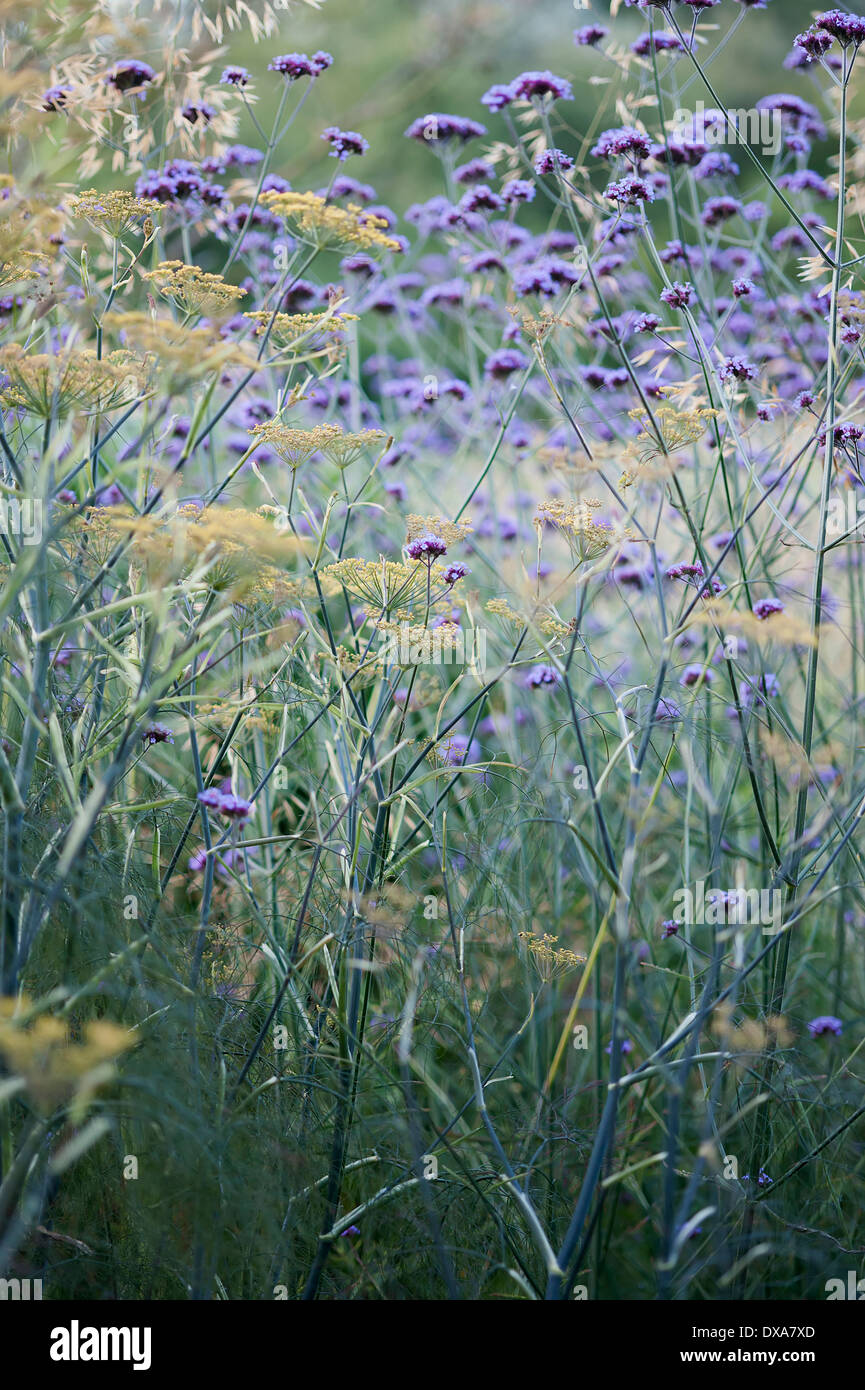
[
  {"left": 484, "top": 347, "right": 529, "bottom": 379},
  {"left": 812, "top": 9, "right": 865, "bottom": 44},
  {"left": 681, "top": 662, "right": 715, "bottom": 690},
  {"left": 135, "top": 162, "right": 206, "bottom": 204},
  {"left": 454, "top": 158, "right": 494, "bottom": 184},
  {"left": 220, "top": 66, "right": 250, "bottom": 86},
  {"left": 592, "top": 127, "right": 653, "bottom": 161},
  {"left": 661, "top": 282, "right": 694, "bottom": 309},
  {"left": 574, "top": 25, "right": 609, "bottom": 46},
  {"left": 480, "top": 84, "right": 515, "bottom": 112},
  {"left": 753, "top": 597, "right": 784, "bottom": 620},
  {"left": 807, "top": 1015, "right": 843, "bottom": 1037},
  {"left": 404, "top": 113, "right": 486, "bottom": 144},
  {"left": 269, "top": 52, "right": 332, "bottom": 79},
  {"left": 818, "top": 422, "right": 864, "bottom": 448},
  {"left": 534, "top": 148, "right": 574, "bottom": 176},
  {"left": 218, "top": 793, "right": 253, "bottom": 821},
  {"left": 653, "top": 698, "right": 682, "bottom": 722},
  {"left": 105, "top": 61, "right": 156, "bottom": 93},
  {"left": 719, "top": 356, "right": 759, "bottom": 384},
  {"left": 632, "top": 32, "right": 684, "bottom": 55},
  {"left": 525, "top": 664, "right": 560, "bottom": 689},
  {"left": 406, "top": 533, "right": 448, "bottom": 561},
  {"left": 665, "top": 560, "right": 724, "bottom": 599},
  {"left": 507, "top": 70, "right": 573, "bottom": 103},
  {"left": 502, "top": 179, "right": 535, "bottom": 204},
  {"left": 181, "top": 102, "right": 216, "bottom": 126},
  {"left": 42, "top": 86, "right": 71, "bottom": 112},
  {"left": 214, "top": 144, "right": 264, "bottom": 169},
  {"left": 321, "top": 128, "right": 370, "bottom": 161},
  {"left": 458, "top": 184, "right": 504, "bottom": 214},
  {"left": 197, "top": 789, "right": 252, "bottom": 822},
  {"left": 197, "top": 788, "right": 224, "bottom": 811},
  {"left": 756, "top": 93, "right": 826, "bottom": 144},
  {"left": 605, "top": 176, "right": 654, "bottom": 206},
  {"left": 142, "top": 723, "right": 174, "bottom": 747}
]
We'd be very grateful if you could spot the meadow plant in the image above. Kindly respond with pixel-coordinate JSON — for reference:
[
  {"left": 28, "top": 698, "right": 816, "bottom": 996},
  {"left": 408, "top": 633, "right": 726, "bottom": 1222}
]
[{"left": 1, "top": 0, "right": 865, "bottom": 1306}]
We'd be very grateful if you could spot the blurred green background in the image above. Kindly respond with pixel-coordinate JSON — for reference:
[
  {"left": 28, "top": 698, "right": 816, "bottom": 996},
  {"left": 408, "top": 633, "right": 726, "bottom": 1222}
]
[{"left": 224, "top": 0, "right": 835, "bottom": 210}]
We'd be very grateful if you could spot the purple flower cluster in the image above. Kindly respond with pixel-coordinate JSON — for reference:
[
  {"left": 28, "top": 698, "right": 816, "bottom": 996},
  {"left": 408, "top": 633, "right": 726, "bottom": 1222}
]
[
  {"left": 481, "top": 71, "right": 573, "bottom": 110},
  {"left": 407, "top": 533, "right": 448, "bottom": 561},
  {"left": 574, "top": 25, "right": 609, "bottom": 47},
  {"left": 404, "top": 113, "right": 486, "bottom": 144},
  {"left": 807, "top": 1015, "right": 843, "bottom": 1037},
  {"left": 142, "top": 723, "right": 174, "bottom": 747},
  {"left": 105, "top": 61, "right": 156, "bottom": 93},
  {"left": 197, "top": 788, "right": 253, "bottom": 822},
  {"left": 268, "top": 51, "right": 333, "bottom": 79},
  {"left": 534, "top": 148, "right": 574, "bottom": 176},
  {"left": 136, "top": 160, "right": 225, "bottom": 207},
  {"left": 321, "top": 128, "right": 370, "bottom": 161}
]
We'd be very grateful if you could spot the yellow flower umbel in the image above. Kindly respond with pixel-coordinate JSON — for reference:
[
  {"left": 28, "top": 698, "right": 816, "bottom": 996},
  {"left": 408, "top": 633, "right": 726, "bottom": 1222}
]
[
  {"left": 0, "top": 997, "right": 135, "bottom": 1114},
  {"left": 686, "top": 600, "right": 818, "bottom": 649},
  {"left": 105, "top": 312, "right": 259, "bottom": 387},
  {"left": 320, "top": 557, "right": 432, "bottom": 611},
  {"left": 250, "top": 421, "right": 385, "bottom": 470},
  {"left": 535, "top": 497, "right": 619, "bottom": 563},
  {"left": 629, "top": 403, "right": 719, "bottom": 456},
  {"left": 319, "top": 425, "right": 387, "bottom": 470},
  {"left": 0, "top": 193, "right": 63, "bottom": 288},
  {"left": 404, "top": 514, "right": 473, "bottom": 547},
  {"left": 260, "top": 189, "right": 402, "bottom": 254},
  {"left": 67, "top": 189, "right": 161, "bottom": 240},
  {"left": 375, "top": 618, "right": 463, "bottom": 665},
  {"left": 0, "top": 344, "right": 146, "bottom": 418},
  {"left": 518, "top": 932, "right": 586, "bottom": 982},
  {"left": 711, "top": 1002, "right": 793, "bottom": 1056},
  {"left": 486, "top": 596, "right": 572, "bottom": 641},
  {"left": 101, "top": 504, "right": 304, "bottom": 595},
  {"left": 243, "top": 306, "right": 359, "bottom": 351},
  {"left": 620, "top": 403, "right": 719, "bottom": 487},
  {"left": 249, "top": 421, "right": 343, "bottom": 470},
  {"left": 142, "top": 260, "right": 247, "bottom": 319},
  {"left": 0, "top": 251, "right": 43, "bottom": 291}
]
